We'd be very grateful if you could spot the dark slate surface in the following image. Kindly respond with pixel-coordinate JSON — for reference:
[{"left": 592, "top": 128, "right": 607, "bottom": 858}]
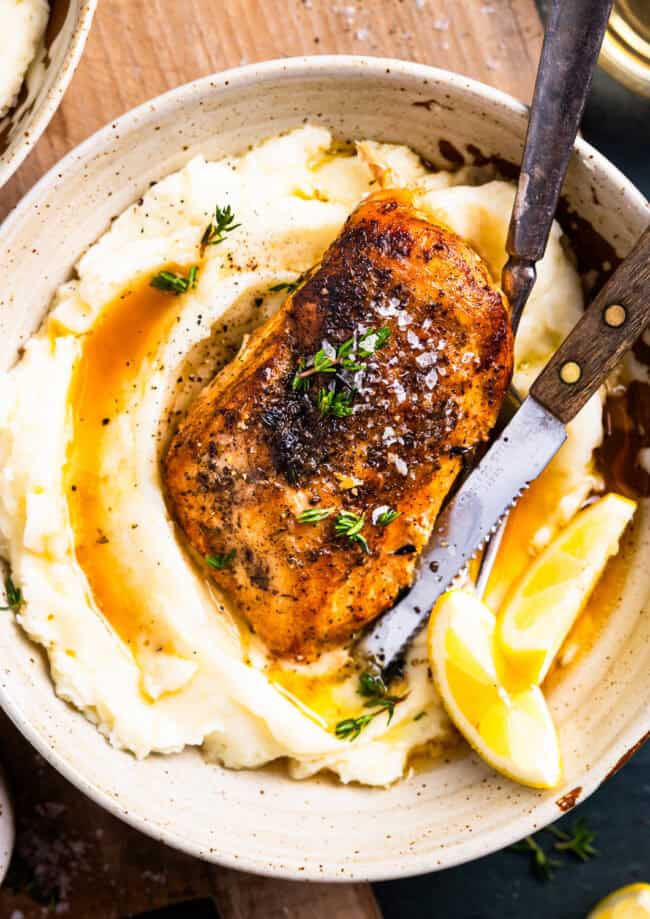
[{"left": 138, "top": 35, "right": 650, "bottom": 919}]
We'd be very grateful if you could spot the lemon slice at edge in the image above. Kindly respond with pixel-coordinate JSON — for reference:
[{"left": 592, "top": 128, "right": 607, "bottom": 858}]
[
  {"left": 428, "top": 590, "right": 562, "bottom": 789},
  {"left": 497, "top": 493, "right": 637, "bottom": 687},
  {"left": 587, "top": 882, "right": 650, "bottom": 919}
]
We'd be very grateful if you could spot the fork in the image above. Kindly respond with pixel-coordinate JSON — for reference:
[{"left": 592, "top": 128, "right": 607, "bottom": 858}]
[{"left": 474, "top": 0, "right": 614, "bottom": 597}]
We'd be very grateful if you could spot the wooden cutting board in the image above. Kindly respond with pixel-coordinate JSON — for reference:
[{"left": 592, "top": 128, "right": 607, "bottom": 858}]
[{"left": 0, "top": 1, "right": 542, "bottom": 916}]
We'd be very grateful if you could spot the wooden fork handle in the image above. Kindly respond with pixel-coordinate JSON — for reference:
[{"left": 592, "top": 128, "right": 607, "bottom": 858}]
[{"left": 531, "top": 224, "right": 650, "bottom": 424}]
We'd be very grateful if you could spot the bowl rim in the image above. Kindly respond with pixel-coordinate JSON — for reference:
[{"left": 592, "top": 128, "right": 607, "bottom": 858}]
[
  {"left": 0, "top": 0, "right": 98, "bottom": 189},
  {"left": 0, "top": 54, "right": 649, "bottom": 881}
]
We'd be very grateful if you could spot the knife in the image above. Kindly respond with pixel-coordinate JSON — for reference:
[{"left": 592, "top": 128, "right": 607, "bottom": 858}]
[
  {"left": 359, "top": 223, "right": 650, "bottom": 673},
  {"left": 465, "top": 0, "right": 613, "bottom": 595},
  {"left": 501, "top": 0, "right": 613, "bottom": 333}
]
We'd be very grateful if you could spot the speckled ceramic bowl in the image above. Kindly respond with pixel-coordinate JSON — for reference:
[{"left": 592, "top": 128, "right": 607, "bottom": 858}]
[
  {"left": 0, "top": 766, "right": 14, "bottom": 883},
  {"left": 0, "top": 57, "right": 648, "bottom": 881},
  {"left": 0, "top": 0, "right": 96, "bottom": 189}
]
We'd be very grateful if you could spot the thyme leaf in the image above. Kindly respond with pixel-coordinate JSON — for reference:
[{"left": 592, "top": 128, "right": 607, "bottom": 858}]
[
  {"left": 0, "top": 575, "right": 22, "bottom": 611},
  {"left": 150, "top": 266, "right": 199, "bottom": 295},
  {"left": 334, "top": 511, "right": 370, "bottom": 554},
  {"left": 335, "top": 714, "right": 374, "bottom": 741},
  {"left": 205, "top": 550, "right": 235, "bottom": 570},
  {"left": 335, "top": 670, "right": 407, "bottom": 741},
  {"left": 296, "top": 507, "right": 335, "bottom": 525},
  {"left": 317, "top": 385, "right": 354, "bottom": 418},
  {"left": 376, "top": 507, "right": 400, "bottom": 527},
  {"left": 269, "top": 278, "right": 302, "bottom": 294}
]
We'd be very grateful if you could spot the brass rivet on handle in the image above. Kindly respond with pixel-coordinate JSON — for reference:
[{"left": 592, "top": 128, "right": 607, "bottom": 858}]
[
  {"left": 560, "top": 360, "right": 582, "bottom": 384},
  {"left": 603, "top": 303, "right": 626, "bottom": 327}
]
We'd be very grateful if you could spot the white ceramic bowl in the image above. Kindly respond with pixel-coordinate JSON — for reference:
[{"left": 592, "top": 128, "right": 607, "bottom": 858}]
[
  {"left": 0, "top": 0, "right": 96, "bottom": 189},
  {"left": 0, "top": 57, "right": 648, "bottom": 881}
]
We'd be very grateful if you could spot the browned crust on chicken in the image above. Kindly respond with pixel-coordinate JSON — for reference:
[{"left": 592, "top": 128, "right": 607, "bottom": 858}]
[{"left": 164, "top": 188, "right": 513, "bottom": 658}]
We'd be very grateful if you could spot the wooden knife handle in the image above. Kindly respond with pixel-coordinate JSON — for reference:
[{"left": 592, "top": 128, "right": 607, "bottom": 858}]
[{"left": 531, "top": 224, "right": 650, "bottom": 424}]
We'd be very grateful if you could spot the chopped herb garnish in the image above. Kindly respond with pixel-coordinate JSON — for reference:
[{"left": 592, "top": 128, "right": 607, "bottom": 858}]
[
  {"left": 269, "top": 278, "right": 302, "bottom": 294},
  {"left": 547, "top": 819, "right": 598, "bottom": 862},
  {"left": 205, "top": 550, "right": 235, "bottom": 570},
  {"left": 317, "top": 385, "right": 354, "bottom": 418},
  {"left": 376, "top": 507, "right": 400, "bottom": 527},
  {"left": 291, "top": 326, "right": 390, "bottom": 391},
  {"left": 201, "top": 204, "right": 240, "bottom": 251},
  {"left": 150, "top": 266, "right": 199, "bottom": 295},
  {"left": 512, "top": 836, "right": 561, "bottom": 882},
  {"left": 334, "top": 510, "right": 370, "bottom": 554},
  {"left": 335, "top": 670, "right": 407, "bottom": 741},
  {"left": 414, "top": 710, "right": 427, "bottom": 721},
  {"left": 296, "top": 507, "right": 335, "bottom": 525},
  {"left": 1, "top": 575, "right": 22, "bottom": 611},
  {"left": 335, "top": 714, "right": 375, "bottom": 741}
]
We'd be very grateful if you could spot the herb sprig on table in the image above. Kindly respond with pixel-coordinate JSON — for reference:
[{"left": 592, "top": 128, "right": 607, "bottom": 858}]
[
  {"left": 335, "top": 670, "right": 408, "bottom": 741},
  {"left": 0, "top": 574, "right": 22, "bottom": 611},
  {"left": 512, "top": 819, "right": 598, "bottom": 881}
]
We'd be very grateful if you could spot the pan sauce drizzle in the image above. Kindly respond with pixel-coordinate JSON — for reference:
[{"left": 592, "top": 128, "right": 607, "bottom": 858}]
[{"left": 65, "top": 270, "right": 184, "bottom": 647}]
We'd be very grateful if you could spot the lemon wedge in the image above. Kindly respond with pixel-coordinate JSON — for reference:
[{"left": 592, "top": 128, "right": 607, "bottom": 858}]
[
  {"left": 587, "top": 883, "right": 650, "bottom": 919},
  {"left": 497, "top": 493, "right": 637, "bottom": 687},
  {"left": 428, "top": 590, "right": 561, "bottom": 789}
]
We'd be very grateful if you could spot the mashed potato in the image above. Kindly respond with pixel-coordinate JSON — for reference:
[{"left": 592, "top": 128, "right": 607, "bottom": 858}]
[
  {"left": 0, "top": 127, "right": 602, "bottom": 786},
  {"left": 0, "top": 0, "right": 49, "bottom": 118}
]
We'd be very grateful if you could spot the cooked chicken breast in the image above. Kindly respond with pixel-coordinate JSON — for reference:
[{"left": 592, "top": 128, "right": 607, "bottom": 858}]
[{"left": 164, "top": 188, "right": 513, "bottom": 658}]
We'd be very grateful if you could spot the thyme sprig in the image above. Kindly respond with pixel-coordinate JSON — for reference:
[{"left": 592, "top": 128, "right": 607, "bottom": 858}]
[
  {"left": 512, "top": 836, "right": 562, "bottom": 881},
  {"left": 150, "top": 265, "right": 198, "bottom": 295},
  {"left": 205, "top": 550, "right": 235, "bottom": 570},
  {"left": 547, "top": 819, "right": 598, "bottom": 862},
  {"left": 512, "top": 819, "right": 598, "bottom": 881},
  {"left": 334, "top": 511, "right": 369, "bottom": 554},
  {"left": 0, "top": 575, "right": 22, "bottom": 611},
  {"left": 335, "top": 671, "right": 407, "bottom": 741},
  {"left": 201, "top": 204, "right": 241, "bottom": 251},
  {"left": 291, "top": 326, "right": 390, "bottom": 393},
  {"left": 317, "top": 385, "right": 354, "bottom": 418}
]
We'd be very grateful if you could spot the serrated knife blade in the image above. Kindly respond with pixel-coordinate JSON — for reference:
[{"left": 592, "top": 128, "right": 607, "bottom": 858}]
[
  {"left": 357, "top": 396, "right": 566, "bottom": 672},
  {"left": 357, "top": 219, "right": 650, "bottom": 675}
]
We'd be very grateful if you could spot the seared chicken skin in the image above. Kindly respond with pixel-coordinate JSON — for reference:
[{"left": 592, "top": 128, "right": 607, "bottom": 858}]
[{"left": 164, "top": 189, "right": 513, "bottom": 658}]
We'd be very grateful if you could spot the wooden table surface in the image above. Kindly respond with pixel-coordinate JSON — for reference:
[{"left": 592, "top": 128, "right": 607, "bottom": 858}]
[{"left": 0, "top": 1, "right": 543, "bottom": 916}]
